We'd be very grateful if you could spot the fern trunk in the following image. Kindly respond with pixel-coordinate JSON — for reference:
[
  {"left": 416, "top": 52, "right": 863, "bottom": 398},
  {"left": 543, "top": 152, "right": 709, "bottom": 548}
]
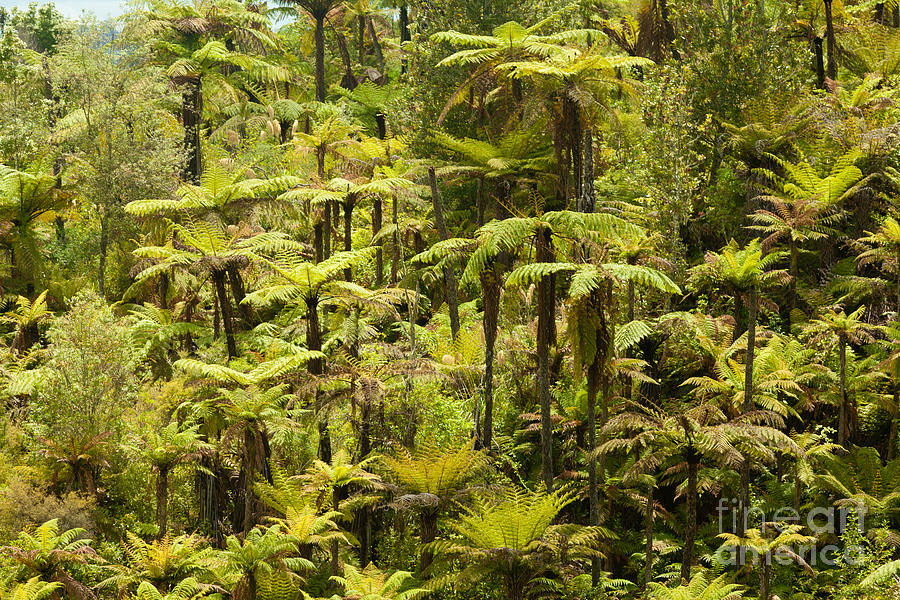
[
  {"left": 481, "top": 266, "right": 500, "bottom": 451},
  {"left": 643, "top": 482, "right": 654, "bottom": 589},
  {"left": 367, "top": 18, "right": 385, "bottom": 75},
  {"left": 738, "top": 285, "right": 757, "bottom": 542},
  {"left": 391, "top": 193, "right": 400, "bottom": 284},
  {"left": 314, "top": 15, "right": 326, "bottom": 101},
  {"left": 374, "top": 198, "right": 383, "bottom": 286},
  {"left": 586, "top": 347, "right": 601, "bottom": 585},
  {"left": 681, "top": 450, "right": 699, "bottom": 582},
  {"left": 399, "top": 3, "right": 410, "bottom": 74},
  {"left": 814, "top": 37, "right": 825, "bottom": 89},
  {"left": 308, "top": 296, "right": 331, "bottom": 463},
  {"left": 839, "top": 339, "right": 847, "bottom": 446},
  {"left": 428, "top": 166, "right": 460, "bottom": 340},
  {"left": 98, "top": 206, "right": 108, "bottom": 298},
  {"left": 344, "top": 199, "right": 353, "bottom": 281},
  {"left": 212, "top": 269, "right": 237, "bottom": 358},
  {"left": 419, "top": 508, "right": 438, "bottom": 572},
  {"left": 536, "top": 226, "right": 555, "bottom": 492},
  {"left": 181, "top": 76, "right": 202, "bottom": 182},
  {"left": 227, "top": 263, "right": 253, "bottom": 328},
  {"left": 155, "top": 466, "right": 169, "bottom": 538},
  {"left": 333, "top": 28, "right": 357, "bottom": 90},
  {"left": 824, "top": 0, "right": 837, "bottom": 81}
]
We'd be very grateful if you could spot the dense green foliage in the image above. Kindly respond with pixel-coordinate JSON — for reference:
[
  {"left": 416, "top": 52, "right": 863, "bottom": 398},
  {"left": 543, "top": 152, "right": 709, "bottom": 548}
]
[{"left": 2, "top": 0, "right": 900, "bottom": 599}]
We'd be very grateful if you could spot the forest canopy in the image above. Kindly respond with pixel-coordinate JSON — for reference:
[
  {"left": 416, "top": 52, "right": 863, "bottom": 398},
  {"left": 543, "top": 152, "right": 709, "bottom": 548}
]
[{"left": 1, "top": 0, "right": 900, "bottom": 599}]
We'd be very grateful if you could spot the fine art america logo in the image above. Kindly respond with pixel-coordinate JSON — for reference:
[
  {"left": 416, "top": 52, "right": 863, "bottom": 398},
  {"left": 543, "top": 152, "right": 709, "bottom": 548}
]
[{"left": 715, "top": 498, "right": 867, "bottom": 567}]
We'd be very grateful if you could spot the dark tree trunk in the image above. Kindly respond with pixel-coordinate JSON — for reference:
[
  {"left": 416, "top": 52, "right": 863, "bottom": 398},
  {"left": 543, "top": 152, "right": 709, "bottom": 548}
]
[
  {"left": 681, "top": 452, "right": 699, "bottom": 582},
  {"left": 789, "top": 241, "right": 798, "bottom": 325},
  {"left": 480, "top": 267, "right": 500, "bottom": 451},
  {"left": 427, "top": 167, "right": 460, "bottom": 339},
  {"left": 156, "top": 467, "right": 169, "bottom": 538},
  {"left": 391, "top": 193, "right": 400, "bottom": 284},
  {"left": 344, "top": 199, "right": 353, "bottom": 281},
  {"left": 579, "top": 129, "right": 595, "bottom": 214},
  {"left": 196, "top": 452, "right": 222, "bottom": 545},
  {"left": 586, "top": 348, "right": 601, "bottom": 584},
  {"left": 367, "top": 18, "right": 385, "bottom": 74},
  {"left": 738, "top": 285, "right": 757, "bottom": 541},
  {"left": 824, "top": 0, "right": 837, "bottom": 81},
  {"left": 536, "top": 226, "right": 555, "bottom": 491},
  {"left": 659, "top": 0, "right": 681, "bottom": 60},
  {"left": 419, "top": 509, "right": 438, "bottom": 572},
  {"left": 307, "top": 297, "right": 331, "bottom": 463},
  {"left": 891, "top": 385, "right": 899, "bottom": 459},
  {"left": 227, "top": 263, "right": 253, "bottom": 327},
  {"left": 357, "top": 15, "right": 365, "bottom": 63},
  {"left": 315, "top": 222, "right": 324, "bottom": 263},
  {"left": 314, "top": 15, "right": 327, "bottom": 101},
  {"left": 158, "top": 271, "right": 170, "bottom": 310},
  {"left": 399, "top": 4, "right": 410, "bottom": 74},
  {"left": 374, "top": 198, "right": 383, "bottom": 286},
  {"left": 643, "top": 483, "right": 655, "bottom": 589},
  {"left": 839, "top": 339, "right": 847, "bottom": 446},
  {"left": 324, "top": 201, "right": 333, "bottom": 260},
  {"left": 333, "top": 27, "right": 358, "bottom": 90},
  {"left": 814, "top": 37, "right": 825, "bottom": 89},
  {"left": 181, "top": 77, "right": 202, "bottom": 183},
  {"left": 98, "top": 208, "right": 109, "bottom": 298},
  {"left": 212, "top": 269, "right": 237, "bottom": 358}
]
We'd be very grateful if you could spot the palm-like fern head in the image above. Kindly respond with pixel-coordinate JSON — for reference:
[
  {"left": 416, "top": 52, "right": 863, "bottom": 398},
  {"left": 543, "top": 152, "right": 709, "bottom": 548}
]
[
  {"left": 98, "top": 533, "right": 213, "bottom": 594},
  {"left": 381, "top": 441, "right": 487, "bottom": 500},
  {"left": 648, "top": 571, "right": 745, "bottom": 600},
  {"left": 330, "top": 563, "right": 428, "bottom": 600}
]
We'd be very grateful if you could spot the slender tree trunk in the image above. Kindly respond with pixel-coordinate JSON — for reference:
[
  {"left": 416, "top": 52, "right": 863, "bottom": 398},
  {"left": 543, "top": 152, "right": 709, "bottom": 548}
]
[
  {"left": 480, "top": 267, "right": 500, "bottom": 450},
  {"left": 586, "top": 351, "right": 601, "bottom": 584},
  {"left": 315, "top": 222, "right": 324, "bottom": 263},
  {"left": 789, "top": 242, "right": 798, "bottom": 326},
  {"left": 890, "top": 385, "right": 899, "bottom": 459},
  {"left": 181, "top": 77, "right": 202, "bottom": 182},
  {"left": 427, "top": 167, "right": 460, "bottom": 339},
  {"left": 374, "top": 198, "right": 383, "bottom": 286},
  {"left": 660, "top": 0, "right": 681, "bottom": 60},
  {"left": 419, "top": 509, "right": 438, "bottom": 572},
  {"left": 579, "top": 129, "right": 595, "bottom": 214},
  {"left": 367, "top": 18, "right": 385, "bottom": 75},
  {"left": 344, "top": 199, "right": 353, "bottom": 281},
  {"left": 824, "top": 0, "right": 837, "bottom": 81},
  {"left": 391, "top": 193, "right": 400, "bottom": 284},
  {"left": 98, "top": 208, "right": 109, "bottom": 298},
  {"left": 324, "top": 201, "right": 333, "bottom": 260},
  {"left": 156, "top": 467, "right": 169, "bottom": 538},
  {"left": 760, "top": 556, "right": 770, "bottom": 600},
  {"left": 227, "top": 263, "right": 253, "bottom": 327},
  {"left": 737, "top": 286, "right": 757, "bottom": 545},
  {"left": 814, "top": 37, "right": 825, "bottom": 89},
  {"left": 357, "top": 15, "right": 365, "bottom": 63},
  {"left": 681, "top": 452, "right": 699, "bottom": 582},
  {"left": 839, "top": 339, "right": 847, "bottom": 446},
  {"left": 643, "top": 483, "right": 655, "bottom": 589},
  {"left": 333, "top": 28, "right": 357, "bottom": 90},
  {"left": 399, "top": 4, "right": 410, "bottom": 74},
  {"left": 308, "top": 298, "right": 331, "bottom": 463},
  {"left": 536, "top": 226, "right": 555, "bottom": 491},
  {"left": 314, "top": 15, "right": 326, "bottom": 102},
  {"left": 212, "top": 270, "right": 237, "bottom": 358},
  {"left": 332, "top": 491, "right": 342, "bottom": 574},
  {"left": 158, "top": 272, "right": 170, "bottom": 309}
]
